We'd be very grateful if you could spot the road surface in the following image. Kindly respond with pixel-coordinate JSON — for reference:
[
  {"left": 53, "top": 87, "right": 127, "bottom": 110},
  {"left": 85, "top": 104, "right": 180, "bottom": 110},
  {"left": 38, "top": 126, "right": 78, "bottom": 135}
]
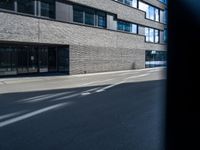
[{"left": 0, "top": 68, "right": 166, "bottom": 150}]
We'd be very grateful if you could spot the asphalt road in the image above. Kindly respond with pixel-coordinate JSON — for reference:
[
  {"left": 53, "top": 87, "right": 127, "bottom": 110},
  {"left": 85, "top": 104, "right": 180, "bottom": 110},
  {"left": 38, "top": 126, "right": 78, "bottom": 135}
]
[{"left": 0, "top": 68, "right": 166, "bottom": 150}]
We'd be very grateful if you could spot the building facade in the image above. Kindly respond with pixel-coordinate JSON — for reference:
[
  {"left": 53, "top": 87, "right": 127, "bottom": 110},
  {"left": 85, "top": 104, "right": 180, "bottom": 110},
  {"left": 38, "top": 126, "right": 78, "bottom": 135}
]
[{"left": 0, "top": 0, "right": 167, "bottom": 76}]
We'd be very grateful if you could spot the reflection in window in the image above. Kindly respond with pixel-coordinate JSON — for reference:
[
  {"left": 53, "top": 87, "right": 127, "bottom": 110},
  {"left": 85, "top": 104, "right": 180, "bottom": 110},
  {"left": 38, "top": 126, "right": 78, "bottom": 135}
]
[
  {"left": 116, "top": 0, "right": 137, "bottom": 8},
  {"left": 73, "top": 5, "right": 106, "bottom": 28},
  {"left": 0, "top": 0, "right": 14, "bottom": 10},
  {"left": 117, "top": 21, "right": 137, "bottom": 33},
  {"left": 139, "top": 1, "right": 160, "bottom": 22},
  {"left": 145, "top": 50, "right": 167, "bottom": 68},
  {"left": 145, "top": 27, "right": 160, "bottom": 43}
]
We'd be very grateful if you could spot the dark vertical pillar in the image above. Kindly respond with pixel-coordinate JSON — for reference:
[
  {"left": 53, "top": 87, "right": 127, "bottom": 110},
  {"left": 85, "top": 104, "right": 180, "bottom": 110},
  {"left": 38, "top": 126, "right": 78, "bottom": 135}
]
[{"left": 166, "top": 0, "right": 200, "bottom": 149}]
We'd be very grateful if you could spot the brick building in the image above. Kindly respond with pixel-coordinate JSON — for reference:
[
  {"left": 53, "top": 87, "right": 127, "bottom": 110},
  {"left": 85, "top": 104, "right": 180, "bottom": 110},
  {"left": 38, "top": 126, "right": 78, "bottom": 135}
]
[{"left": 0, "top": 0, "right": 167, "bottom": 76}]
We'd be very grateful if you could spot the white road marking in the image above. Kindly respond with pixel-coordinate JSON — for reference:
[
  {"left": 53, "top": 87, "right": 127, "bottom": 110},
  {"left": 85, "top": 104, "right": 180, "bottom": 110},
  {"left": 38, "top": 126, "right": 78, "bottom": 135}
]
[
  {"left": 96, "top": 73, "right": 150, "bottom": 92},
  {"left": 19, "top": 94, "right": 50, "bottom": 102},
  {"left": 96, "top": 80, "right": 126, "bottom": 93},
  {"left": 21, "top": 92, "right": 73, "bottom": 103},
  {"left": 126, "top": 73, "right": 150, "bottom": 79},
  {"left": 81, "top": 87, "right": 100, "bottom": 96},
  {"left": 79, "top": 79, "right": 113, "bottom": 87},
  {"left": 0, "top": 111, "right": 25, "bottom": 121},
  {"left": 53, "top": 93, "right": 80, "bottom": 101},
  {"left": 0, "top": 102, "right": 69, "bottom": 128}
]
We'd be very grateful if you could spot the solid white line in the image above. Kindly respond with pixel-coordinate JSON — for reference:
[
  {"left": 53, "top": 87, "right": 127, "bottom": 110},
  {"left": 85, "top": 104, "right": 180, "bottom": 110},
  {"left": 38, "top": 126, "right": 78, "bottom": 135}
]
[
  {"left": 0, "top": 111, "right": 25, "bottom": 121},
  {"left": 0, "top": 102, "right": 69, "bottom": 128}
]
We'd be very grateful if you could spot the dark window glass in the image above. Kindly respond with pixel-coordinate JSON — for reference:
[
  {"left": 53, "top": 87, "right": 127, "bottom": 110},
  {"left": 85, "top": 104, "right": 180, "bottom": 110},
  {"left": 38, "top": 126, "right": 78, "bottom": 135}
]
[
  {"left": 85, "top": 9, "right": 95, "bottom": 25},
  {"left": 17, "top": 0, "right": 35, "bottom": 15},
  {"left": 164, "top": 29, "right": 167, "bottom": 42},
  {"left": 124, "top": 22, "right": 131, "bottom": 32},
  {"left": 97, "top": 12, "right": 106, "bottom": 28},
  {"left": 145, "top": 50, "right": 167, "bottom": 68},
  {"left": 40, "top": 0, "right": 55, "bottom": 18},
  {"left": 0, "top": 0, "right": 14, "bottom": 10},
  {"left": 117, "top": 21, "right": 124, "bottom": 31},
  {"left": 73, "top": 6, "right": 84, "bottom": 23},
  {"left": 118, "top": 21, "right": 137, "bottom": 33}
]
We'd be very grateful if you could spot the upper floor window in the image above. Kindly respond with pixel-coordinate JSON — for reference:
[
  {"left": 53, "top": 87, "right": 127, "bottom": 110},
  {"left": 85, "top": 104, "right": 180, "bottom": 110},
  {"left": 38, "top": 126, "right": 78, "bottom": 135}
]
[
  {"left": 115, "top": 0, "right": 137, "bottom": 8},
  {"left": 40, "top": 0, "right": 55, "bottom": 18},
  {"left": 0, "top": 0, "right": 14, "bottom": 10},
  {"left": 117, "top": 21, "right": 137, "bottom": 33},
  {"left": 159, "top": 0, "right": 167, "bottom": 4},
  {"left": 97, "top": 11, "right": 106, "bottom": 28},
  {"left": 145, "top": 27, "right": 159, "bottom": 43},
  {"left": 73, "top": 5, "right": 106, "bottom": 28},
  {"left": 139, "top": 1, "right": 159, "bottom": 22},
  {"left": 160, "top": 9, "right": 168, "bottom": 24},
  {"left": 17, "top": 0, "right": 35, "bottom": 15}
]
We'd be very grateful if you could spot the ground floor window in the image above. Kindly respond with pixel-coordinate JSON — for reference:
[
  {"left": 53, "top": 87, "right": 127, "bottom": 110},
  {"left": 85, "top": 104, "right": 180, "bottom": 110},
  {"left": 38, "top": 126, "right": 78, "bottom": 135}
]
[
  {"left": 0, "top": 44, "right": 69, "bottom": 76},
  {"left": 145, "top": 50, "right": 167, "bottom": 68}
]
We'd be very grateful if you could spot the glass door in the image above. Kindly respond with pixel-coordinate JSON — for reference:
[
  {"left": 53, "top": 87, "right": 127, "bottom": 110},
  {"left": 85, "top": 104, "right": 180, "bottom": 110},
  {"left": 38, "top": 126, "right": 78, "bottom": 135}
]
[
  {"left": 48, "top": 47, "right": 57, "bottom": 72},
  {"left": 17, "top": 47, "right": 28, "bottom": 74},
  {"left": 39, "top": 47, "right": 48, "bottom": 73},
  {"left": 28, "top": 47, "right": 38, "bottom": 73}
]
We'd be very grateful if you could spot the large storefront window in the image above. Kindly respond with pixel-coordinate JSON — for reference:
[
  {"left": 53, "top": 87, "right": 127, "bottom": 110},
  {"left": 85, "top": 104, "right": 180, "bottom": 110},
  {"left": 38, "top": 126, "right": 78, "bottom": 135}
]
[
  {"left": 0, "top": 0, "right": 15, "bottom": 10},
  {"left": 145, "top": 50, "right": 167, "bottom": 68},
  {"left": 0, "top": 47, "right": 16, "bottom": 75},
  {"left": 0, "top": 45, "right": 69, "bottom": 76}
]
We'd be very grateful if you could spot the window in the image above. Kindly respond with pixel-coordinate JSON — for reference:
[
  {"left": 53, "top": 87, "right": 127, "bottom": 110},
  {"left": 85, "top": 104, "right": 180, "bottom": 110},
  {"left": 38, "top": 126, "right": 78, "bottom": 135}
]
[
  {"left": 85, "top": 9, "right": 95, "bottom": 25},
  {"left": 145, "top": 50, "right": 167, "bottom": 68},
  {"left": 155, "top": 29, "right": 159, "bottom": 43},
  {"left": 164, "top": 29, "right": 167, "bottom": 43},
  {"left": 73, "top": 6, "right": 84, "bottom": 23},
  {"left": 40, "top": 0, "right": 55, "bottom": 18},
  {"left": 139, "top": 1, "right": 160, "bottom": 22},
  {"left": 17, "top": 0, "right": 35, "bottom": 15},
  {"left": 97, "top": 12, "right": 106, "bottom": 28},
  {"left": 0, "top": 0, "right": 14, "bottom": 10},
  {"left": 145, "top": 27, "right": 160, "bottom": 43},
  {"left": 159, "top": 0, "right": 167, "bottom": 4},
  {"left": 73, "top": 5, "right": 106, "bottom": 28},
  {"left": 116, "top": 0, "right": 137, "bottom": 8},
  {"left": 155, "top": 8, "right": 159, "bottom": 22},
  {"left": 160, "top": 9, "right": 167, "bottom": 24},
  {"left": 0, "top": 47, "right": 16, "bottom": 73},
  {"left": 117, "top": 21, "right": 137, "bottom": 33}
]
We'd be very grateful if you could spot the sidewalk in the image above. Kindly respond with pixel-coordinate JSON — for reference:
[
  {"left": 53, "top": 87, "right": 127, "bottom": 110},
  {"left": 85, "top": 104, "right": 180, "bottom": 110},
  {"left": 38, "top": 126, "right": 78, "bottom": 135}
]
[{"left": 0, "top": 68, "right": 164, "bottom": 85}]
